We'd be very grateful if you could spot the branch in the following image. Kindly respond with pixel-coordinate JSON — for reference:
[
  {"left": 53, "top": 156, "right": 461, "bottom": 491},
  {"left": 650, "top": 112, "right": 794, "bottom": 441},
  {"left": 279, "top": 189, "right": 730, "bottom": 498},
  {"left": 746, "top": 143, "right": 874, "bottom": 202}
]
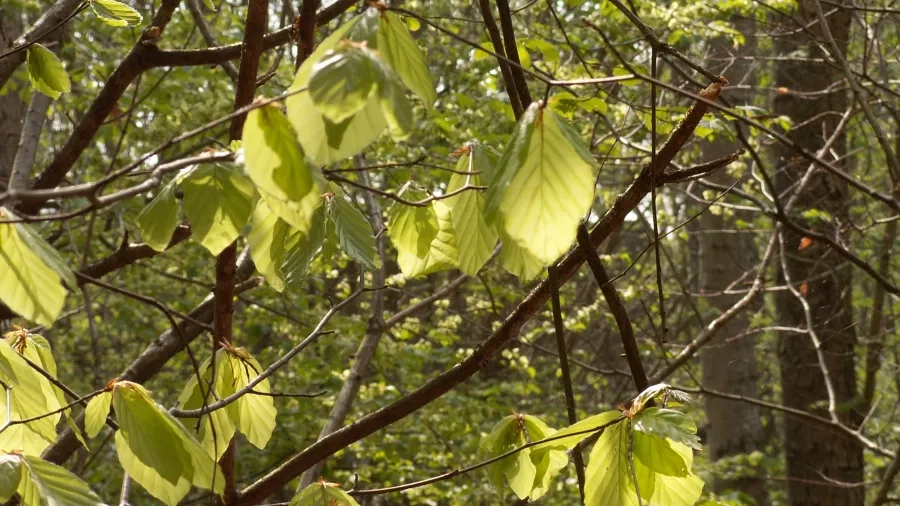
[
  {"left": 0, "top": 0, "right": 84, "bottom": 88},
  {"left": 576, "top": 224, "right": 647, "bottom": 393},
  {"left": 186, "top": 0, "right": 239, "bottom": 82}
]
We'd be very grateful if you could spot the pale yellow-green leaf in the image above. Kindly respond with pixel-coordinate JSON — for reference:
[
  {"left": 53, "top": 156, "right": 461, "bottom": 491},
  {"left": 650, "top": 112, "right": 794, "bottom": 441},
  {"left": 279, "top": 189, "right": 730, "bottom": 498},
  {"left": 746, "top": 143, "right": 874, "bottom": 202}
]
[
  {"left": 330, "top": 195, "right": 380, "bottom": 270},
  {"left": 0, "top": 455, "right": 21, "bottom": 502},
  {"left": 498, "top": 227, "right": 545, "bottom": 282},
  {"left": 181, "top": 164, "right": 254, "bottom": 255},
  {"left": 21, "top": 455, "right": 107, "bottom": 506},
  {"left": 0, "top": 210, "right": 66, "bottom": 326},
  {"left": 25, "top": 44, "right": 69, "bottom": 99},
  {"left": 242, "top": 105, "right": 321, "bottom": 232},
  {"left": 585, "top": 421, "right": 640, "bottom": 506},
  {"left": 228, "top": 350, "right": 276, "bottom": 449},
  {"left": 84, "top": 391, "right": 112, "bottom": 439},
  {"left": 15, "top": 225, "right": 76, "bottom": 290},
  {"left": 377, "top": 11, "right": 436, "bottom": 108},
  {"left": 136, "top": 181, "right": 179, "bottom": 252},
  {"left": 114, "top": 431, "right": 191, "bottom": 506},
  {"left": 487, "top": 103, "right": 596, "bottom": 265},
  {"left": 290, "top": 481, "right": 361, "bottom": 506},
  {"left": 90, "top": 0, "right": 142, "bottom": 26},
  {"left": 176, "top": 352, "right": 236, "bottom": 460},
  {"left": 0, "top": 340, "right": 62, "bottom": 455},
  {"left": 249, "top": 199, "right": 291, "bottom": 292},
  {"left": 446, "top": 148, "right": 497, "bottom": 275},
  {"left": 396, "top": 200, "right": 458, "bottom": 278}
]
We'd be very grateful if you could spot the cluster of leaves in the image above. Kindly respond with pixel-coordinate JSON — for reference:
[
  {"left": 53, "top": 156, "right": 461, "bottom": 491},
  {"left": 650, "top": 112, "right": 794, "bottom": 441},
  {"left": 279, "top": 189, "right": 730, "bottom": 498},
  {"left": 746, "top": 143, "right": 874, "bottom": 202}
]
[{"left": 480, "top": 384, "right": 704, "bottom": 506}]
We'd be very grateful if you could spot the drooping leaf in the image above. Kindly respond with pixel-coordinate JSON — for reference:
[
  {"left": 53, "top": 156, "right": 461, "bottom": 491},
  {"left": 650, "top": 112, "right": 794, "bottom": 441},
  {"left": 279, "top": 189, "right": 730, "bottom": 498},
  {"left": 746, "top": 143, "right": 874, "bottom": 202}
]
[
  {"left": 282, "top": 205, "right": 327, "bottom": 289},
  {"left": 446, "top": 146, "right": 497, "bottom": 275},
  {"left": 0, "top": 455, "right": 21, "bottom": 503},
  {"left": 485, "top": 102, "right": 597, "bottom": 265},
  {"left": 20, "top": 455, "right": 107, "bottom": 506},
  {"left": 633, "top": 408, "right": 701, "bottom": 451},
  {"left": 290, "top": 480, "right": 361, "bottom": 506},
  {"left": 309, "top": 45, "right": 383, "bottom": 124},
  {"left": 112, "top": 381, "right": 223, "bottom": 505},
  {"left": 0, "top": 209, "right": 66, "bottom": 326},
  {"left": 177, "top": 351, "right": 237, "bottom": 460},
  {"left": 480, "top": 414, "right": 562, "bottom": 500},
  {"left": 584, "top": 421, "right": 640, "bottom": 506},
  {"left": 377, "top": 74, "right": 414, "bottom": 141},
  {"left": 181, "top": 164, "right": 254, "bottom": 255},
  {"left": 227, "top": 348, "right": 277, "bottom": 449},
  {"left": 529, "top": 443, "right": 568, "bottom": 501},
  {"left": 25, "top": 44, "right": 69, "bottom": 99},
  {"left": 388, "top": 183, "right": 438, "bottom": 257},
  {"left": 84, "top": 391, "right": 112, "bottom": 439},
  {"left": 136, "top": 181, "right": 180, "bottom": 252},
  {"left": 0, "top": 340, "right": 63, "bottom": 455},
  {"left": 249, "top": 199, "right": 291, "bottom": 292},
  {"left": 243, "top": 105, "right": 321, "bottom": 232},
  {"left": 377, "top": 10, "right": 436, "bottom": 108},
  {"left": 330, "top": 194, "right": 380, "bottom": 270},
  {"left": 90, "top": 0, "right": 143, "bottom": 26},
  {"left": 14, "top": 225, "right": 76, "bottom": 290},
  {"left": 632, "top": 431, "right": 691, "bottom": 477},
  {"left": 530, "top": 410, "right": 622, "bottom": 452}
]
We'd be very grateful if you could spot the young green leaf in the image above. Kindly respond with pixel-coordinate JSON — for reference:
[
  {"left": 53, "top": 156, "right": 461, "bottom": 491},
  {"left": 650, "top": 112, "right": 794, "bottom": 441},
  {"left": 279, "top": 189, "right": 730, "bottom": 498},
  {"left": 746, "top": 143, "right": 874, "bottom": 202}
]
[
  {"left": 377, "top": 10, "right": 436, "bottom": 108},
  {"left": 378, "top": 74, "right": 414, "bottom": 141},
  {"left": 632, "top": 383, "right": 673, "bottom": 412},
  {"left": 498, "top": 227, "right": 545, "bottom": 282},
  {"left": 398, "top": 200, "right": 458, "bottom": 278},
  {"left": 0, "top": 455, "right": 21, "bottom": 503},
  {"left": 176, "top": 351, "right": 237, "bottom": 460},
  {"left": 228, "top": 349, "right": 277, "bottom": 449},
  {"left": 112, "top": 381, "right": 224, "bottom": 505},
  {"left": 25, "top": 44, "right": 69, "bottom": 99},
  {"left": 136, "top": 181, "right": 180, "bottom": 252},
  {"left": 90, "top": 0, "right": 143, "bottom": 26},
  {"left": 19, "top": 455, "right": 107, "bottom": 506},
  {"left": 283, "top": 205, "right": 327, "bottom": 289},
  {"left": 632, "top": 431, "right": 691, "bottom": 477},
  {"left": 486, "top": 102, "right": 597, "bottom": 265},
  {"left": 243, "top": 105, "right": 321, "bottom": 232},
  {"left": 330, "top": 194, "right": 380, "bottom": 270},
  {"left": 290, "top": 480, "right": 361, "bottom": 506},
  {"left": 480, "top": 414, "right": 562, "bottom": 500},
  {"left": 633, "top": 407, "right": 701, "bottom": 451},
  {"left": 0, "top": 338, "right": 63, "bottom": 456},
  {"left": 388, "top": 183, "right": 439, "bottom": 257},
  {"left": 249, "top": 199, "right": 291, "bottom": 292},
  {"left": 14, "top": 225, "right": 75, "bottom": 290},
  {"left": 445, "top": 146, "right": 498, "bottom": 275},
  {"left": 181, "top": 164, "right": 254, "bottom": 255},
  {"left": 530, "top": 410, "right": 622, "bottom": 453},
  {"left": 309, "top": 45, "right": 382, "bottom": 124},
  {"left": 84, "top": 391, "right": 112, "bottom": 439},
  {"left": 585, "top": 421, "right": 640, "bottom": 506}
]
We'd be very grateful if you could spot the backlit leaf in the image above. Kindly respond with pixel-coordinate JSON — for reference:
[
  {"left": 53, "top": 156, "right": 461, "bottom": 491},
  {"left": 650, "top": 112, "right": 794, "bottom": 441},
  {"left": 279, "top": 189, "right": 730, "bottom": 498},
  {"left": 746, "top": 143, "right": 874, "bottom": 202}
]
[
  {"left": 20, "top": 455, "right": 107, "bottom": 506},
  {"left": 91, "top": 0, "right": 142, "bottom": 26},
  {"left": 585, "top": 421, "right": 640, "bottom": 506},
  {"left": 283, "top": 205, "right": 327, "bottom": 289},
  {"left": 0, "top": 455, "right": 21, "bottom": 503},
  {"left": 485, "top": 102, "right": 596, "bottom": 265},
  {"left": 249, "top": 199, "right": 291, "bottom": 292},
  {"left": 136, "top": 181, "right": 180, "bottom": 252},
  {"left": 84, "top": 391, "right": 112, "bottom": 439},
  {"left": 330, "top": 194, "right": 380, "bottom": 270},
  {"left": 633, "top": 408, "right": 701, "bottom": 451},
  {"left": 0, "top": 209, "right": 66, "bottom": 326},
  {"left": 181, "top": 164, "right": 254, "bottom": 255},
  {"left": 228, "top": 349, "right": 276, "bottom": 449},
  {"left": 309, "top": 45, "right": 382, "bottom": 124},
  {"left": 377, "top": 10, "right": 436, "bottom": 108},
  {"left": 290, "top": 480, "right": 361, "bottom": 506},
  {"left": 25, "top": 44, "right": 69, "bottom": 99},
  {"left": 446, "top": 146, "right": 497, "bottom": 275}
]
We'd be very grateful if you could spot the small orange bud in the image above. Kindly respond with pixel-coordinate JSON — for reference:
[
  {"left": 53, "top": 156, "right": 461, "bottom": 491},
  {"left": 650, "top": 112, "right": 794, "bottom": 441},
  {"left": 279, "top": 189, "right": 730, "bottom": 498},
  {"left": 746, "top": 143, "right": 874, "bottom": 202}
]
[{"left": 798, "top": 237, "right": 813, "bottom": 250}]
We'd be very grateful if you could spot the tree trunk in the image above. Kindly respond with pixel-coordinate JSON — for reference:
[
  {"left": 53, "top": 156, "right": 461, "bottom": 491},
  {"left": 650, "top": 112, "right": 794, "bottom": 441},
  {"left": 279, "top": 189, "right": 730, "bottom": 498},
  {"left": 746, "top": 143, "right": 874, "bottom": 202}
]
[
  {"left": 0, "top": 12, "right": 26, "bottom": 187},
  {"left": 772, "top": 2, "right": 864, "bottom": 504},
  {"left": 698, "top": 15, "right": 769, "bottom": 506}
]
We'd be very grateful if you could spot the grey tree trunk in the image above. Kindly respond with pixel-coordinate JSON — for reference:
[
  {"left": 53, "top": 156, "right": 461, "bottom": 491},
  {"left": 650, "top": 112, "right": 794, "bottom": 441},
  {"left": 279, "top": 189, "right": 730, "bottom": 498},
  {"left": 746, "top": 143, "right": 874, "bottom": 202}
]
[
  {"left": 698, "top": 15, "right": 769, "bottom": 506},
  {"left": 772, "top": 1, "right": 864, "bottom": 504},
  {"left": 0, "top": 12, "right": 26, "bottom": 187}
]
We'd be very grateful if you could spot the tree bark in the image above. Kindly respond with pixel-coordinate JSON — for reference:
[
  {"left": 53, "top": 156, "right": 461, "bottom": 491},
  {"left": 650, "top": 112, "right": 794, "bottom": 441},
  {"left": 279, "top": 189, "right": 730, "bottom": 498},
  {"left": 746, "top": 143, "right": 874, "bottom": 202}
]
[{"left": 772, "top": 1, "right": 864, "bottom": 504}]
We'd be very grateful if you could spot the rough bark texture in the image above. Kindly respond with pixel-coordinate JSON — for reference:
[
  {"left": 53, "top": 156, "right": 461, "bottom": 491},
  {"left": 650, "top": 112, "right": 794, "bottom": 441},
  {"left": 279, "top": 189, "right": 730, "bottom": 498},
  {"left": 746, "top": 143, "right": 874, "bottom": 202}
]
[
  {"left": 772, "top": 1, "right": 864, "bottom": 504},
  {"left": 0, "top": 12, "right": 26, "bottom": 188},
  {"left": 699, "top": 16, "right": 769, "bottom": 506}
]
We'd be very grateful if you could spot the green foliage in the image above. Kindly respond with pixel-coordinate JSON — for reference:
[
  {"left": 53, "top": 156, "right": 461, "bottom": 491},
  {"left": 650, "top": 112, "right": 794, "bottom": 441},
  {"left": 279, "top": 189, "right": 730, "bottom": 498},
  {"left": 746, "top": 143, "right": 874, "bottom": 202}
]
[
  {"left": 486, "top": 101, "right": 597, "bottom": 268},
  {"left": 330, "top": 192, "right": 380, "bottom": 270},
  {"left": 445, "top": 145, "right": 498, "bottom": 275},
  {"left": 136, "top": 181, "right": 180, "bottom": 252},
  {"left": 112, "top": 381, "right": 224, "bottom": 505},
  {"left": 2, "top": 454, "right": 106, "bottom": 506},
  {"left": 181, "top": 163, "right": 254, "bottom": 255},
  {"left": 90, "top": 0, "right": 142, "bottom": 27},
  {"left": 25, "top": 44, "right": 69, "bottom": 99},
  {"left": 290, "top": 480, "right": 360, "bottom": 506},
  {"left": 0, "top": 337, "right": 63, "bottom": 455}
]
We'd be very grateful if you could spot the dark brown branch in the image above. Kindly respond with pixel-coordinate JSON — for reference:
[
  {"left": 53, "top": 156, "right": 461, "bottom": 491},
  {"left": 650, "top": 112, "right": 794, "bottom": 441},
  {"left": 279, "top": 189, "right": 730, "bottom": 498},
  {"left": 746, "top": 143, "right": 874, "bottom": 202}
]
[
  {"left": 494, "top": 0, "right": 533, "bottom": 108},
  {"left": 236, "top": 83, "right": 721, "bottom": 505},
  {"left": 477, "top": 0, "right": 523, "bottom": 118},
  {"left": 576, "top": 224, "right": 648, "bottom": 393},
  {"left": 547, "top": 264, "right": 585, "bottom": 501}
]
